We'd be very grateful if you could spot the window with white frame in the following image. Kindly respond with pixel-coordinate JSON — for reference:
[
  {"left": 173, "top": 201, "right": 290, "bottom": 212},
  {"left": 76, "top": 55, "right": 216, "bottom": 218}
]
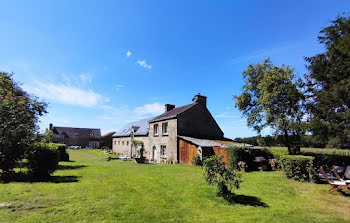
[
  {"left": 154, "top": 124, "right": 159, "bottom": 136},
  {"left": 122, "top": 141, "right": 124, "bottom": 146},
  {"left": 160, "top": 145, "right": 167, "bottom": 158},
  {"left": 162, "top": 122, "right": 168, "bottom": 135}
]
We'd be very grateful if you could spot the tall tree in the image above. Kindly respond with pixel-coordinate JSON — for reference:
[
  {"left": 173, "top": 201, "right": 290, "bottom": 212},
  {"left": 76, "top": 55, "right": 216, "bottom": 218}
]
[
  {"left": 305, "top": 16, "right": 350, "bottom": 148},
  {"left": 235, "top": 59, "right": 305, "bottom": 154},
  {"left": 0, "top": 72, "right": 47, "bottom": 172}
]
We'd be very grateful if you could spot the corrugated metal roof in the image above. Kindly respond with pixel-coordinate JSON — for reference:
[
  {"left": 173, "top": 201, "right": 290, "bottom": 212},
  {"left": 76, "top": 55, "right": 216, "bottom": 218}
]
[
  {"left": 178, "top": 136, "right": 222, "bottom": 147},
  {"left": 149, "top": 103, "right": 195, "bottom": 123},
  {"left": 214, "top": 140, "right": 253, "bottom": 147},
  {"left": 179, "top": 136, "right": 254, "bottom": 148},
  {"left": 113, "top": 117, "right": 153, "bottom": 137}
]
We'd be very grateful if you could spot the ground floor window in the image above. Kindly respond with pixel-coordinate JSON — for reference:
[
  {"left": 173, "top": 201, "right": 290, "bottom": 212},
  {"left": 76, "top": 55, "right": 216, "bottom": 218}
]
[{"left": 160, "top": 145, "right": 167, "bottom": 158}]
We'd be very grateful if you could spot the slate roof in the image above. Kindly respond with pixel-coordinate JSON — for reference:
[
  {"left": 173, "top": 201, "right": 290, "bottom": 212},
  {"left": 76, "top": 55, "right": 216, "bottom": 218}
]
[
  {"left": 113, "top": 117, "right": 153, "bottom": 137},
  {"left": 149, "top": 103, "right": 195, "bottom": 123},
  {"left": 52, "top": 127, "right": 101, "bottom": 139}
]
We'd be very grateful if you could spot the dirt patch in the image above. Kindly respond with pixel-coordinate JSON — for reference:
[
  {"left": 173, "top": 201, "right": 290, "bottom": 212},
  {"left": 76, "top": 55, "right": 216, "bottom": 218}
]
[{"left": 0, "top": 202, "right": 13, "bottom": 209}]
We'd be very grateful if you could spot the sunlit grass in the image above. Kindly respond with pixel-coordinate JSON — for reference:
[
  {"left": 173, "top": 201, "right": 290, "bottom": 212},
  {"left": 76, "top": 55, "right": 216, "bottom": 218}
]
[{"left": 0, "top": 149, "right": 349, "bottom": 223}]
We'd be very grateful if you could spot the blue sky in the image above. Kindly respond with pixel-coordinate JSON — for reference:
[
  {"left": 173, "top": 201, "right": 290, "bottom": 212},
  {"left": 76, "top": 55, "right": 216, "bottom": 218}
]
[{"left": 0, "top": 1, "right": 349, "bottom": 138}]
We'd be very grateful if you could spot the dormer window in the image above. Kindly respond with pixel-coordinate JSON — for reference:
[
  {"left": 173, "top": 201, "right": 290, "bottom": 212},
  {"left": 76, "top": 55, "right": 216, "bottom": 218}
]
[
  {"left": 162, "top": 122, "right": 168, "bottom": 135},
  {"left": 154, "top": 124, "right": 159, "bottom": 136}
]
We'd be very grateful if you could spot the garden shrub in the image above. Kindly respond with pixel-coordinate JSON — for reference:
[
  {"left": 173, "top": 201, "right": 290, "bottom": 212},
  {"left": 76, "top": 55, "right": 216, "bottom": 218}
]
[
  {"left": 35, "top": 142, "right": 69, "bottom": 161},
  {"left": 203, "top": 156, "right": 241, "bottom": 197},
  {"left": 56, "top": 144, "right": 69, "bottom": 161},
  {"left": 228, "top": 146, "right": 273, "bottom": 170},
  {"left": 192, "top": 154, "right": 203, "bottom": 166},
  {"left": 26, "top": 143, "right": 59, "bottom": 180},
  {"left": 280, "top": 155, "right": 317, "bottom": 182},
  {"left": 301, "top": 152, "right": 350, "bottom": 171}
]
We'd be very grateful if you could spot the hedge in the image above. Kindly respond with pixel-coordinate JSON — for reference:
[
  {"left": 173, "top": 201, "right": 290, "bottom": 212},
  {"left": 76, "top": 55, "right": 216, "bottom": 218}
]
[
  {"left": 35, "top": 142, "right": 69, "bottom": 161},
  {"left": 26, "top": 143, "right": 59, "bottom": 180},
  {"left": 280, "top": 155, "right": 317, "bottom": 182},
  {"left": 301, "top": 152, "right": 350, "bottom": 171},
  {"left": 228, "top": 147, "right": 273, "bottom": 170}
]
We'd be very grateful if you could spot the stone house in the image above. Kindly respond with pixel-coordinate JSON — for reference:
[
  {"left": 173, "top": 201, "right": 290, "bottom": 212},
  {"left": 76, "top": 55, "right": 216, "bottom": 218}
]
[
  {"left": 112, "top": 94, "right": 241, "bottom": 164},
  {"left": 50, "top": 124, "right": 101, "bottom": 149}
]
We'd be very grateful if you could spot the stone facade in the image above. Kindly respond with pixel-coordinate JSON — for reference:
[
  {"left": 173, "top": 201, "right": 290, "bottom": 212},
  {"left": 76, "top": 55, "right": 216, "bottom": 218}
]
[
  {"left": 148, "top": 119, "right": 178, "bottom": 163},
  {"left": 112, "top": 136, "right": 131, "bottom": 155},
  {"left": 112, "top": 136, "right": 149, "bottom": 158},
  {"left": 177, "top": 103, "right": 223, "bottom": 139},
  {"left": 112, "top": 94, "right": 226, "bottom": 163}
]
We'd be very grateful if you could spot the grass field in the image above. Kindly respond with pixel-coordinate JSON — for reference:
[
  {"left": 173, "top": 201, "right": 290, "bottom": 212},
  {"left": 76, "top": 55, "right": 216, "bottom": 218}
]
[
  {"left": 1, "top": 149, "right": 350, "bottom": 223},
  {"left": 267, "top": 146, "right": 350, "bottom": 158}
]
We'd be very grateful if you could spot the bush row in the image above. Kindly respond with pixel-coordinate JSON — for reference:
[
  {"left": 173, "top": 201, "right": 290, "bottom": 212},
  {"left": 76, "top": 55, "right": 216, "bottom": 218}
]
[
  {"left": 26, "top": 143, "right": 60, "bottom": 180},
  {"left": 269, "top": 148, "right": 350, "bottom": 182},
  {"left": 301, "top": 152, "right": 350, "bottom": 170},
  {"left": 24, "top": 142, "right": 69, "bottom": 180},
  {"left": 280, "top": 155, "right": 317, "bottom": 182},
  {"left": 35, "top": 142, "right": 69, "bottom": 161}
]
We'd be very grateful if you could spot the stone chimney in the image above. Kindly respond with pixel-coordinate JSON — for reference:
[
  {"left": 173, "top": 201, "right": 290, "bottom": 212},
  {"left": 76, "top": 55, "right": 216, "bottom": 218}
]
[
  {"left": 165, "top": 104, "right": 175, "bottom": 112},
  {"left": 192, "top": 94, "right": 207, "bottom": 107},
  {"left": 49, "top": 123, "right": 53, "bottom": 130}
]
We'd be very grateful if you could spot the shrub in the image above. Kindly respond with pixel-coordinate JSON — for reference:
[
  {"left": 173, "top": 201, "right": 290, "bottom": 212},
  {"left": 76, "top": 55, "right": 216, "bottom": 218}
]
[
  {"left": 280, "top": 155, "right": 317, "bottom": 182},
  {"left": 34, "top": 142, "right": 69, "bottom": 161},
  {"left": 228, "top": 146, "right": 273, "bottom": 170},
  {"left": 56, "top": 144, "right": 69, "bottom": 161},
  {"left": 203, "top": 156, "right": 241, "bottom": 197},
  {"left": 192, "top": 154, "right": 203, "bottom": 166},
  {"left": 26, "top": 143, "right": 59, "bottom": 180},
  {"left": 301, "top": 152, "right": 350, "bottom": 170}
]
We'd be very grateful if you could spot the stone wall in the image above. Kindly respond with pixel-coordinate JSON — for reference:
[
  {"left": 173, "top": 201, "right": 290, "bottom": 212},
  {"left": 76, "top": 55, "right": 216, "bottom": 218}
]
[
  {"left": 148, "top": 119, "right": 178, "bottom": 163},
  {"left": 112, "top": 137, "right": 131, "bottom": 155},
  {"left": 177, "top": 104, "right": 224, "bottom": 139},
  {"left": 112, "top": 136, "right": 149, "bottom": 158}
]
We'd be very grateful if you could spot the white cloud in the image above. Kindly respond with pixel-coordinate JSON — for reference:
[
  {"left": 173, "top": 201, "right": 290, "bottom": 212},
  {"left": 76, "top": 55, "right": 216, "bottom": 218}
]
[
  {"left": 116, "top": 84, "right": 125, "bottom": 91},
  {"left": 126, "top": 50, "right": 132, "bottom": 58},
  {"left": 24, "top": 81, "right": 102, "bottom": 107},
  {"left": 137, "top": 59, "right": 152, "bottom": 69},
  {"left": 104, "top": 98, "right": 111, "bottom": 103},
  {"left": 134, "top": 102, "right": 164, "bottom": 115},
  {"left": 80, "top": 73, "right": 93, "bottom": 84}
]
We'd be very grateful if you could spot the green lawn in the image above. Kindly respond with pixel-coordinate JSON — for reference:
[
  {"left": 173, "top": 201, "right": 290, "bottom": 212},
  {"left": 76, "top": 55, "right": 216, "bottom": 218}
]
[{"left": 1, "top": 150, "right": 350, "bottom": 223}]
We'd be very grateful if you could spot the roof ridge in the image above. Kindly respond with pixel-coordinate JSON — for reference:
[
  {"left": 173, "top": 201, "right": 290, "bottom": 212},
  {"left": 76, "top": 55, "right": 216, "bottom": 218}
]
[
  {"left": 54, "top": 126, "right": 101, "bottom": 130},
  {"left": 149, "top": 103, "right": 195, "bottom": 123}
]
